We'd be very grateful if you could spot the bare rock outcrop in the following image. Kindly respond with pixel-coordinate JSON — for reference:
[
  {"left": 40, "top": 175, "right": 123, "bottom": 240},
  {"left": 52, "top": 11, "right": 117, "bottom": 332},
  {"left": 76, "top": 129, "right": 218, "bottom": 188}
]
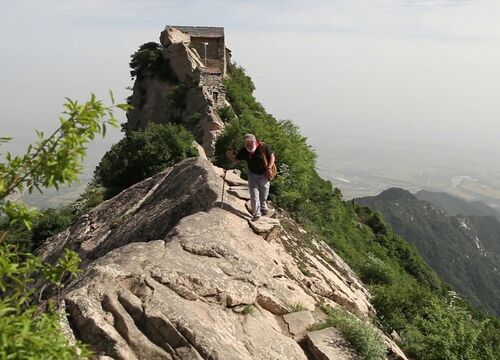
[
  {"left": 39, "top": 158, "right": 407, "bottom": 359},
  {"left": 160, "top": 27, "right": 191, "bottom": 47}
]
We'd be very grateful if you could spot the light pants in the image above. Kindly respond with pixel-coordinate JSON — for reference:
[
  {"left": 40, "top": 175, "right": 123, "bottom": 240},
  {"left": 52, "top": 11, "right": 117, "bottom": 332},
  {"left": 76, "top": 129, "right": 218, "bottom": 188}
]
[{"left": 248, "top": 171, "right": 270, "bottom": 217}]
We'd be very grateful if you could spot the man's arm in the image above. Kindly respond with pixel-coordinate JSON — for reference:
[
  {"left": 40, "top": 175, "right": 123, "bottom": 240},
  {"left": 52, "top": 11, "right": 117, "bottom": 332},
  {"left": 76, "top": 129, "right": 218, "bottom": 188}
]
[
  {"left": 265, "top": 147, "right": 275, "bottom": 179},
  {"left": 226, "top": 150, "right": 239, "bottom": 163},
  {"left": 268, "top": 153, "right": 275, "bottom": 168}
]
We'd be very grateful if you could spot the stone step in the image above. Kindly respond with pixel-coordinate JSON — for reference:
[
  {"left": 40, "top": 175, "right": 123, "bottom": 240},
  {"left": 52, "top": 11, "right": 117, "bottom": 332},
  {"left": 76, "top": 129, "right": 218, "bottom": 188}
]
[{"left": 228, "top": 186, "right": 250, "bottom": 200}]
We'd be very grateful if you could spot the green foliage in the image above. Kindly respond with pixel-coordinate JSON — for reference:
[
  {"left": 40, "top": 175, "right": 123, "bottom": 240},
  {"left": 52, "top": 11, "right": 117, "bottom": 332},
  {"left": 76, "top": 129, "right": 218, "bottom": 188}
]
[
  {"left": 218, "top": 105, "right": 237, "bottom": 123},
  {"left": 218, "top": 63, "right": 500, "bottom": 359},
  {"left": 31, "top": 208, "right": 72, "bottom": 249},
  {"left": 314, "top": 305, "right": 387, "bottom": 360},
  {"left": 94, "top": 123, "right": 198, "bottom": 197},
  {"left": 287, "top": 302, "right": 307, "bottom": 313},
  {"left": 215, "top": 64, "right": 317, "bottom": 212},
  {"left": 0, "top": 245, "right": 90, "bottom": 359},
  {"left": 242, "top": 305, "right": 254, "bottom": 315},
  {"left": 0, "top": 94, "right": 125, "bottom": 358},
  {"left": 359, "top": 253, "right": 396, "bottom": 285},
  {"left": 1, "top": 183, "right": 106, "bottom": 253},
  {"left": 0, "top": 93, "right": 125, "bottom": 228},
  {"left": 129, "top": 42, "right": 176, "bottom": 81},
  {"left": 402, "top": 298, "right": 486, "bottom": 360},
  {"left": 71, "top": 182, "right": 106, "bottom": 219}
]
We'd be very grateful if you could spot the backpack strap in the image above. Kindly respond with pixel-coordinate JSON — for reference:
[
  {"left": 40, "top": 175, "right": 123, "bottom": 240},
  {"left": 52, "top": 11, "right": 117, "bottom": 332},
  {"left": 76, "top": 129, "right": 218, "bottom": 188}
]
[{"left": 260, "top": 143, "right": 269, "bottom": 168}]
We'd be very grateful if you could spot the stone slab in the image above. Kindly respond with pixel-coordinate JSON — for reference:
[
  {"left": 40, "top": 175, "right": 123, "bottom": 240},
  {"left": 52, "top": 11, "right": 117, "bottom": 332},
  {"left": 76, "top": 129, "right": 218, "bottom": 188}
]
[
  {"left": 283, "top": 310, "right": 315, "bottom": 337},
  {"left": 228, "top": 186, "right": 250, "bottom": 200},
  {"left": 307, "top": 327, "right": 360, "bottom": 360},
  {"left": 249, "top": 217, "right": 281, "bottom": 234},
  {"left": 225, "top": 170, "right": 248, "bottom": 187}
]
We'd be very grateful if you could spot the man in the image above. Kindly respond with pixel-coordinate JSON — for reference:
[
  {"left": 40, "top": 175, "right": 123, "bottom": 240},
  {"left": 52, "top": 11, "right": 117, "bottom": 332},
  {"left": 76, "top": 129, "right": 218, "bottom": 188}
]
[{"left": 227, "top": 134, "right": 275, "bottom": 220}]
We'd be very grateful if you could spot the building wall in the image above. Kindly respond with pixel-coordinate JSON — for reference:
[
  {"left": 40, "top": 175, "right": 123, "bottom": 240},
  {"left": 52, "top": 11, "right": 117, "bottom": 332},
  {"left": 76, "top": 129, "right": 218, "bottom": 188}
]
[
  {"left": 200, "top": 73, "right": 226, "bottom": 108},
  {"left": 190, "top": 37, "right": 224, "bottom": 62}
]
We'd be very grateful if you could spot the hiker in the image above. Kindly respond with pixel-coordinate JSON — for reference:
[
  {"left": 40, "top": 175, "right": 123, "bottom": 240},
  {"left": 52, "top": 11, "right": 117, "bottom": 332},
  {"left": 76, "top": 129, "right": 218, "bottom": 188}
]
[{"left": 227, "top": 133, "right": 275, "bottom": 219}]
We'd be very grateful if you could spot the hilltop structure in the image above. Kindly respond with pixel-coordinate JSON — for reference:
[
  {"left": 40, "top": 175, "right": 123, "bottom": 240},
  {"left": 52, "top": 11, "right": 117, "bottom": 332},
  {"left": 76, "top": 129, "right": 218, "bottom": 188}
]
[
  {"left": 127, "top": 25, "right": 230, "bottom": 156},
  {"left": 160, "top": 25, "right": 229, "bottom": 108}
]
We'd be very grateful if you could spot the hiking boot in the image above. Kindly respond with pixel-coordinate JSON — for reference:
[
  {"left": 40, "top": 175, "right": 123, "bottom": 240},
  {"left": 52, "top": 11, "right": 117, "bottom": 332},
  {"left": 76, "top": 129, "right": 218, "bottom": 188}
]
[{"left": 261, "top": 209, "right": 269, "bottom": 216}]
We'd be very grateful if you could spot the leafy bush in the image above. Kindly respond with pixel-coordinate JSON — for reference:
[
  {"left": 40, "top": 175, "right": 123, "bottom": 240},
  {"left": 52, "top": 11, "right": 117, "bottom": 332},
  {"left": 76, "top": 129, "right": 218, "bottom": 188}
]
[
  {"left": 71, "top": 182, "right": 106, "bottom": 219},
  {"left": 129, "top": 42, "right": 176, "bottom": 81},
  {"left": 0, "top": 245, "right": 91, "bottom": 359},
  {"left": 0, "top": 94, "right": 125, "bottom": 358},
  {"left": 359, "top": 253, "right": 396, "bottom": 285},
  {"left": 31, "top": 208, "right": 72, "bottom": 249},
  {"left": 94, "top": 123, "right": 198, "bottom": 197},
  {"left": 314, "top": 305, "right": 387, "bottom": 360},
  {"left": 218, "top": 62, "right": 500, "bottom": 359},
  {"left": 218, "top": 105, "right": 237, "bottom": 123},
  {"left": 215, "top": 64, "right": 317, "bottom": 212}
]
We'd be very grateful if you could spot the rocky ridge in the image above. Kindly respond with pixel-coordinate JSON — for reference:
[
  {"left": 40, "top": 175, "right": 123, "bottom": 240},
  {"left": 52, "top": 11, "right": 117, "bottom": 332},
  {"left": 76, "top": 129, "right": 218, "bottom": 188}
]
[{"left": 38, "top": 158, "right": 407, "bottom": 359}]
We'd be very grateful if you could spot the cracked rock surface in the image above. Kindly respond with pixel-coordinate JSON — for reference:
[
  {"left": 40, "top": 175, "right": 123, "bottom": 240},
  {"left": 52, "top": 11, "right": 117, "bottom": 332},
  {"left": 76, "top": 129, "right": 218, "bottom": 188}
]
[{"left": 39, "top": 157, "right": 407, "bottom": 360}]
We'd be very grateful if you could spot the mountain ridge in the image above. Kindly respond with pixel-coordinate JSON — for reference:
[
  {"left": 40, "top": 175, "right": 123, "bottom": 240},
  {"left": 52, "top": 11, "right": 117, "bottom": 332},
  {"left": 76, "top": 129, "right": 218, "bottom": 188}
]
[
  {"left": 356, "top": 187, "right": 500, "bottom": 315},
  {"left": 415, "top": 189, "right": 500, "bottom": 221}
]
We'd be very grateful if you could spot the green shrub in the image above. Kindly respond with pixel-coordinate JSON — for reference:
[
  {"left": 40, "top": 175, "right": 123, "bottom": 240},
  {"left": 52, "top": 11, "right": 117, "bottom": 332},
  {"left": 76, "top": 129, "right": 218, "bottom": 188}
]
[
  {"left": 0, "top": 94, "right": 124, "bottom": 358},
  {"left": 215, "top": 64, "right": 317, "bottom": 212},
  {"left": 31, "top": 208, "right": 72, "bottom": 249},
  {"left": 0, "top": 245, "right": 91, "bottom": 359},
  {"left": 129, "top": 42, "right": 176, "bottom": 81},
  {"left": 401, "top": 298, "right": 491, "bottom": 360},
  {"left": 242, "top": 305, "right": 254, "bottom": 315},
  {"left": 218, "top": 105, "right": 237, "bottom": 123},
  {"left": 71, "top": 182, "right": 106, "bottom": 219},
  {"left": 94, "top": 123, "right": 198, "bottom": 197},
  {"left": 315, "top": 305, "right": 387, "bottom": 360},
  {"left": 288, "top": 302, "right": 307, "bottom": 313},
  {"left": 359, "top": 253, "right": 396, "bottom": 285}
]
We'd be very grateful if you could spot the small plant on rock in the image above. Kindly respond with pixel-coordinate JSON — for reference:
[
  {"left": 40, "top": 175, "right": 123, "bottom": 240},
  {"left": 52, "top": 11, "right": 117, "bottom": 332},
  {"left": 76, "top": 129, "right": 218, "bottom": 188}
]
[
  {"left": 288, "top": 301, "right": 307, "bottom": 313},
  {"left": 242, "top": 305, "right": 255, "bottom": 315}
]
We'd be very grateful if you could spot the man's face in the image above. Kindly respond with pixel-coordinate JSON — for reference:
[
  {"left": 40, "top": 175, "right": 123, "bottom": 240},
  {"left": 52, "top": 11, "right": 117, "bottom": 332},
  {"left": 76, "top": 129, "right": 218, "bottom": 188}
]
[{"left": 245, "top": 139, "right": 256, "bottom": 149}]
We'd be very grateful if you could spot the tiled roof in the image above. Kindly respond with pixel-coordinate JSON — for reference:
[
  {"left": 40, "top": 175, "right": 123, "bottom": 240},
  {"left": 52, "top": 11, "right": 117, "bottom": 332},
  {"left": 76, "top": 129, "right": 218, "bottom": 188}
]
[{"left": 165, "top": 25, "right": 224, "bottom": 38}]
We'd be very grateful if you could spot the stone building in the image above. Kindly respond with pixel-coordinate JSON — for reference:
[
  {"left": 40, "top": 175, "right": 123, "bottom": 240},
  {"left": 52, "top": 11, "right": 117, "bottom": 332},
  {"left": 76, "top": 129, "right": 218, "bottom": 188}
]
[
  {"left": 128, "top": 25, "right": 230, "bottom": 157},
  {"left": 161, "top": 25, "right": 228, "bottom": 108}
]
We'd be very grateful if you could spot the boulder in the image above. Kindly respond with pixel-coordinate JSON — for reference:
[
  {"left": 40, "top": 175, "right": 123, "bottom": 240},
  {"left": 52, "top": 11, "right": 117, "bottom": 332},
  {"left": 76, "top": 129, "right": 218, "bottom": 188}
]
[
  {"left": 225, "top": 170, "right": 248, "bottom": 187},
  {"left": 249, "top": 216, "right": 281, "bottom": 235},
  {"left": 37, "top": 158, "right": 223, "bottom": 266},
  {"left": 160, "top": 27, "right": 191, "bottom": 47},
  {"left": 228, "top": 186, "right": 251, "bottom": 200},
  {"left": 126, "top": 77, "right": 173, "bottom": 131},
  {"left": 307, "top": 327, "right": 360, "bottom": 360},
  {"left": 193, "top": 141, "right": 207, "bottom": 160},
  {"left": 283, "top": 310, "right": 315, "bottom": 339},
  {"left": 164, "top": 43, "right": 204, "bottom": 83}
]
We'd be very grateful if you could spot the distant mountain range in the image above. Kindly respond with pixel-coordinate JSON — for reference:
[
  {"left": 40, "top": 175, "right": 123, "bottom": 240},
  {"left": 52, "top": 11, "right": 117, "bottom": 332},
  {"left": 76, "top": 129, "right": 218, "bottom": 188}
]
[
  {"left": 416, "top": 189, "right": 500, "bottom": 221},
  {"left": 356, "top": 188, "right": 500, "bottom": 315}
]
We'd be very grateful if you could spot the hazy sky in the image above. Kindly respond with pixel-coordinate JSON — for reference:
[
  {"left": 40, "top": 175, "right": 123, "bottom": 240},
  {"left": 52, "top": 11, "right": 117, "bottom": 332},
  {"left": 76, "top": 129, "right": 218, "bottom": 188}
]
[{"left": 1, "top": 0, "right": 500, "bottom": 166}]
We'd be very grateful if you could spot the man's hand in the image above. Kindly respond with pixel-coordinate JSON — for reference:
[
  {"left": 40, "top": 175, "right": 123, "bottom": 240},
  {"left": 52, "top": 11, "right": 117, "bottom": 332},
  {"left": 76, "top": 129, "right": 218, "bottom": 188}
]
[
  {"left": 265, "top": 153, "right": 276, "bottom": 180},
  {"left": 226, "top": 150, "right": 238, "bottom": 163}
]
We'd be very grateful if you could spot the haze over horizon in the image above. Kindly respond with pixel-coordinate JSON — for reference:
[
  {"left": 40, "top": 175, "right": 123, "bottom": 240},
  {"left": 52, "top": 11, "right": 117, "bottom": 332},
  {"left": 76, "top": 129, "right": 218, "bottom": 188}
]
[{"left": 2, "top": 0, "right": 500, "bottom": 201}]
